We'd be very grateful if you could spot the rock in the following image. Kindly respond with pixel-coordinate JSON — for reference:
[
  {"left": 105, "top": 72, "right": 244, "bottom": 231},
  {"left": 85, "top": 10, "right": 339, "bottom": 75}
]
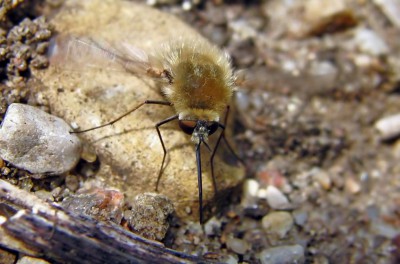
[
  {"left": 61, "top": 188, "right": 124, "bottom": 224},
  {"left": 34, "top": 190, "right": 54, "bottom": 202},
  {"left": 371, "top": 220, "right": 400, "bottom": 239},
  {"left": 375, "top": 113, "right": 400, "bottom": 140},
  {"left": 204, "top": 216, "right": 222, "bottom": 236},
  {"left": 258, "top": 244, "right": 305, "bottom": 264},
  {"left": 259, "top": 185, "right": 291, "bottom": 209},
  {"left": 32, "top": 0, "right": 244, "bottom": 221},
  {"left": 353, "top": 28, "right": 389, "bottom": 56},
  {"left": 312, "top": 168, "right": 332, "bottom": 190},
  {"left": 226, "top": 237, "right": 250, "bottom": 255},
  {"left": 65, "top": 174, "right": 80, "bottom": 191},
  {"left": 374, "top": 0, "right": 400, "bottom": 28},
  {"left": 292, "top": 210, "right": 308, "bottom": 227},
  {"left": 304, "top": 0, "right": 347, "bottom": 22},
  {"left": 16, "top": 256, "right": 51, "bottom": 264},
  {"left": 126, "top": 192, "right": 174, "bottom": 241},
  {"left": 222, "top": 255, "right": 239, "bottom": 264},
  {"left": 304, "top": 0, "right": 357, "bottom": 36},
  {"left": 0, "top": 103, "right": 81, "bottom": 176},
  {"left": 261, "top": 211, "right": 294, "bottom": 238},
  {"left": 0, "top": 246, "right": 16, "bottom": 264},
  {"left": 241, "top": 179, "right": 259, "bottom": 208},
  {"left": 344, "top": 177, "right": 361, "bottom": 194}
]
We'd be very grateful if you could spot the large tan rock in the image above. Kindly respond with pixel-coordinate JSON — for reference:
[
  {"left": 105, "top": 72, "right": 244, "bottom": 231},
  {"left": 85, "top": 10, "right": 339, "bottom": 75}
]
[{"left": 33, "top": 0, "right": 244, "bottom": 220}]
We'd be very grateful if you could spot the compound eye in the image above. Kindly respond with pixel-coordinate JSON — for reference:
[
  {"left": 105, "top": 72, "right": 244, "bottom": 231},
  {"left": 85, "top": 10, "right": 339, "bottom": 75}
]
[
  {"left": 207, "top": 122, "right": 219, "bottom": 135},
  {"left": 179, "top": 120, "right": 197, "bottom": 135}
]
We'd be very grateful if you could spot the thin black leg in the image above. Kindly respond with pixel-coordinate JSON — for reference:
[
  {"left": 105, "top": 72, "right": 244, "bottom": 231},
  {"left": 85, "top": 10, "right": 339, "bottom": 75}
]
[
  {"left": 210, "top": 106, "right": 244, "bottom": 195},
  {"left": 72, "top": 100, "right": 172, "bottom": 133},
  {"left": 155, "top": 114, "right": 179, "bottom": 191},
  {"left": 209, "top": 106, "right": 231, "bottom": 195},
  {"left": 195, "top": 142, "right": 203, "bottom": 224},
  {"left": 210, "top": 124, "right": 224, "bottom": 195}
]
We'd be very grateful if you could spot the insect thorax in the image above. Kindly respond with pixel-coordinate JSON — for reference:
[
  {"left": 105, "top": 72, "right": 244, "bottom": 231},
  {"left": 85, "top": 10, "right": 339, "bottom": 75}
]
[{"left": 165, "top": 58, "right": 232, "bottom": 120}]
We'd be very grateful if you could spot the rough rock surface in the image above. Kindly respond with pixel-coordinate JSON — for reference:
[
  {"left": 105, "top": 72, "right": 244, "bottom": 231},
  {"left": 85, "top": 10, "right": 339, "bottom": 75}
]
[
  {"left": 0, "top": 103, "right": 81, "bottom": 175},
  {"left": 126, "top": 192, "right": 174, "bottom": 241}
]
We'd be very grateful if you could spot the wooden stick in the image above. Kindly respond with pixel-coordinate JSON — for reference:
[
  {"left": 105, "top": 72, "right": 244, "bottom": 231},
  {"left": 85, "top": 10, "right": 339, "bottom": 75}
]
[{"left": 0, "top": 179, "right": 212, "bottom": 264}]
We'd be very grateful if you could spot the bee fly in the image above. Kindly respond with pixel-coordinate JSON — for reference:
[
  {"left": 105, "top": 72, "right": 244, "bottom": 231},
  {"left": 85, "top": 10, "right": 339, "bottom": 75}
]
[{"left": 50, "top": 35, "right": 242, "bottom": 223}]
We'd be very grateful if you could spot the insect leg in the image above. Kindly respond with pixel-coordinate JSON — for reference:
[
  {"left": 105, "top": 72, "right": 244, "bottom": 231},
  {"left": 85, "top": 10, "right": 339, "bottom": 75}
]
[
  {"left": 72, "top": 100, "right": 172, "bottom": 133},
  {"left": 195, "top": 142, "right": 204, "bottom": 224},
  {"left": 155, "top": 114, "right": 179, "bottom": 192},
  {"left": 210, "top": 106, "right": 244, "bottom": 195}
]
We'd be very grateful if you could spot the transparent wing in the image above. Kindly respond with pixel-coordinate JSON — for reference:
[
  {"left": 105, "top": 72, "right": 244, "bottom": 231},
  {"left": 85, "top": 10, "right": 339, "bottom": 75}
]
[{"left": 48, "top": 34, "right": 166, "bottom": 79}]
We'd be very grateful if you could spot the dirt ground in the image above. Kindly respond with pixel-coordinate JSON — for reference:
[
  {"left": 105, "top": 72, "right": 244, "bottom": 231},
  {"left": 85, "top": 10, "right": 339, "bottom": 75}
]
[{"left": 0, "top": 0, "right": 399, "bottom": 263}]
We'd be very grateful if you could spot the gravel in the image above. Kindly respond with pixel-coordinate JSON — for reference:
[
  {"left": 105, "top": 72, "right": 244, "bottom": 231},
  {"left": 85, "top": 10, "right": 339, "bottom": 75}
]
[
  {"left": 258, "top": 244, "right": 305, "bottom": 264},
  {"left": 261, "top": 211, "right": 294, "bottom": 239}
]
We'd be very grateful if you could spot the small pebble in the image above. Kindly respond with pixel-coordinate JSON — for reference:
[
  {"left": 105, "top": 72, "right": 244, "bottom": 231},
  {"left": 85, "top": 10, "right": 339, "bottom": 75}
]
[
  {"left": 257, "top": 244, "right": 305, "bottom": 264},
  {"left": 241, "top": 179, "right": 259, "bottom": 208},
  {"left": 80, "top": 147, "right": 97, "bottom": 163},
  {"left": 292, "top": 210, "right": 308, "bottom": 227},
  {"left": 126, "top": 192, "right": 174, "bottom": 241},
  {"left": 0, "top": 103, "right": 82, "bottom": 175},
  {"left": 305, "top": 0, "right": 346, "bottom": 22},
  {"left": 0, "top": 246, "right": 16, "bottom": 264},
  {"left": 375, "top": 113, "right": 400, "bottom": 140},
  {"left": 312, "top": 168, "right": 332, "bottom": 190},
  {"left": 204, "top": 216, "right": 222, "bottom": 236},
  {"left": 344, "top": 177, "right": 361, "bottom": 194},
  {"left": 219, "top": 254, "right": 238, "bottom": 264},
  {"left": 51, "top": 187, "right": 62, "bottom": 198},
  {"left": 226, "top": 237, "right": 250, "bottom": 255},
  {"left": 17, "top": 256, "right": 51, "bottom": 264},
  {"left": 262, "top": 211, "right": 294, "bottom": 238},
  {"left": 371, "top": 220, "right": 399, "bottom": 239},
  {"left": 2, "top": 167, "right": 11, "bottom": 175},
  {"left": 65, "top": 174, "right": 80, "bottom": 191},
  {"left": 259, "top": 185, "right": 290, "bottom": 209},
  {"left": 34, "top": 190, "right": 54, "bottom": 202},
  {"left": 61, "top": 188, "right": 124, "bottom": 224},
  {"left": 353, "top": 28, "right": 389, "bottom": 56},
  {"left": 311, "top": 254, "right": 329, "bottom": 264}
]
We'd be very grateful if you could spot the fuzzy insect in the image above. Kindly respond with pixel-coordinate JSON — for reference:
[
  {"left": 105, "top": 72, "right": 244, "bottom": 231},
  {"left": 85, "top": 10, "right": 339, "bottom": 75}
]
[{"left": 50, "top": 35, "right": 240, "bottom": 223}]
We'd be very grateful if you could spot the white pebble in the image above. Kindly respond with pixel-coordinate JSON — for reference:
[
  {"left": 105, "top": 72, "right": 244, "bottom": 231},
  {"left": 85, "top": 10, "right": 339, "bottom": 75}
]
[
  {"left": 262, "top": 185, "right": 290, "bottom": 209},
  {"left": 353, "top": 28, "right": 389, "bottom": 56},
  {"left": 262, "top": 211, "right": 294, "bottom": 238},
  {"left": 241, "top": 179, "right": 260, "bottom": 208},
  {"left": 0, "top": 103, "right": 82, "bottom": 175},
  {"left": 258, "top": 244, "right": 305, "bottom": 264},
  {"left": 375, "top": 113, "right": 400, "bottom": 140},
  {"left": 204, "top": 216, "right": 221, "bottom": 236},
  {"left": 244, "top": 179, "right": 259, "bottom": 197}
]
